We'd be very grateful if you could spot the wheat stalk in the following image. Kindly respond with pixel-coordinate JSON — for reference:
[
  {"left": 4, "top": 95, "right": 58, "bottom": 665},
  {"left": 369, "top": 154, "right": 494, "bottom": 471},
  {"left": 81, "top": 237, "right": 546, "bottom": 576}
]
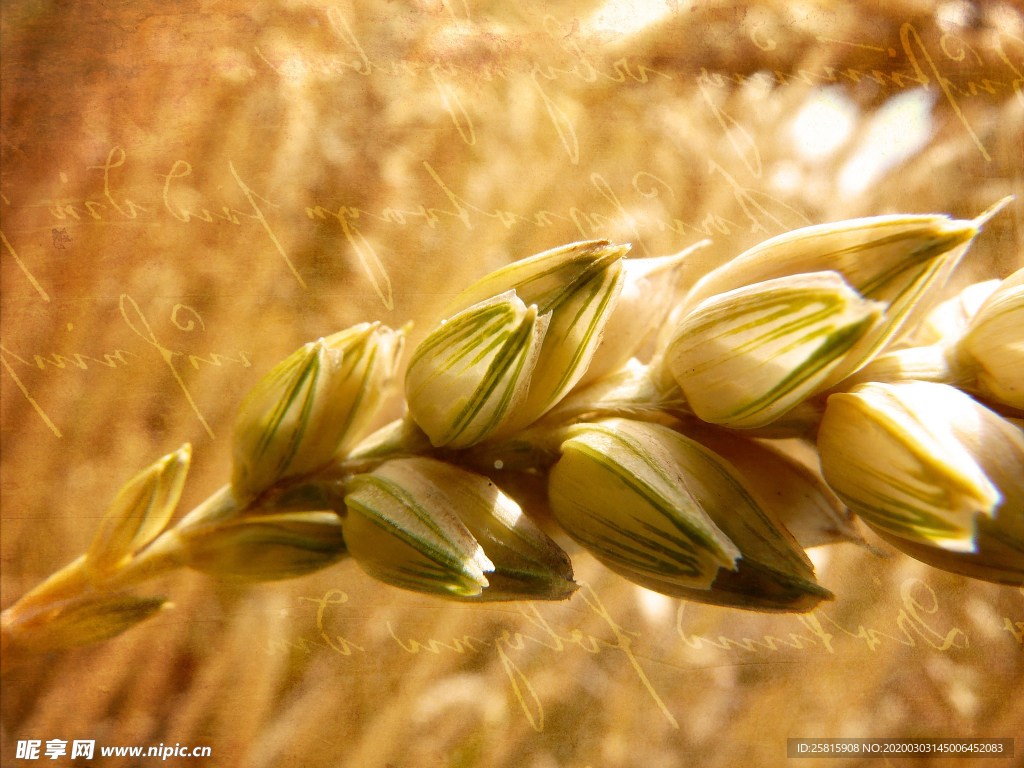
[{"left": 3, "top": 198, "right": 1021, "bottom": 660}]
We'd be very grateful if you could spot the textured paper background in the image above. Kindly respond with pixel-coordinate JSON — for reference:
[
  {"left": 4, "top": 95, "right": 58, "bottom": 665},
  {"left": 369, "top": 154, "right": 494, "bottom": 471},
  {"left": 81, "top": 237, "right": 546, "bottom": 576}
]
[{"left": 2, "top": 1, "right": 1022, "bottom": 766}]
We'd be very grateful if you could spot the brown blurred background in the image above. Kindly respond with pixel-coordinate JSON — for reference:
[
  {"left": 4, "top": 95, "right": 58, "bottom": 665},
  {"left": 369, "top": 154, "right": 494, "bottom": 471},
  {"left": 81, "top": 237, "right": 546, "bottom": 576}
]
[{"left": 2, "top": 1, "right": 1022, "bottom": 766}]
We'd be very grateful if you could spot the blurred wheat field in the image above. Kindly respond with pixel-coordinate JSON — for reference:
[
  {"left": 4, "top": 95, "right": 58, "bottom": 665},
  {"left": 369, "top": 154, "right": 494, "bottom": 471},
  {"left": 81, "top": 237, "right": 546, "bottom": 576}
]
[{"left": 2, "top": 1, "right": 1023, "bottom": 766}]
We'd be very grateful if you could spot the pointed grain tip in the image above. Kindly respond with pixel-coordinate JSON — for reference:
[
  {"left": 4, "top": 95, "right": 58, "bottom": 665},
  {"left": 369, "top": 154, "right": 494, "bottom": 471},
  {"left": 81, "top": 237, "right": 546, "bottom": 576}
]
[{"left": 973, "top": 196, "right": 1014, "bottom": 227}]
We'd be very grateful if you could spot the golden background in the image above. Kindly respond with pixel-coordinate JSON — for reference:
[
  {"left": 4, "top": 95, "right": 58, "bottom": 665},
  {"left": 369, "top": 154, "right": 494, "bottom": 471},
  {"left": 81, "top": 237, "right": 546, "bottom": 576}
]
[{"left": 2, "top": 0, "right": 1022, "bottom": 766}]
